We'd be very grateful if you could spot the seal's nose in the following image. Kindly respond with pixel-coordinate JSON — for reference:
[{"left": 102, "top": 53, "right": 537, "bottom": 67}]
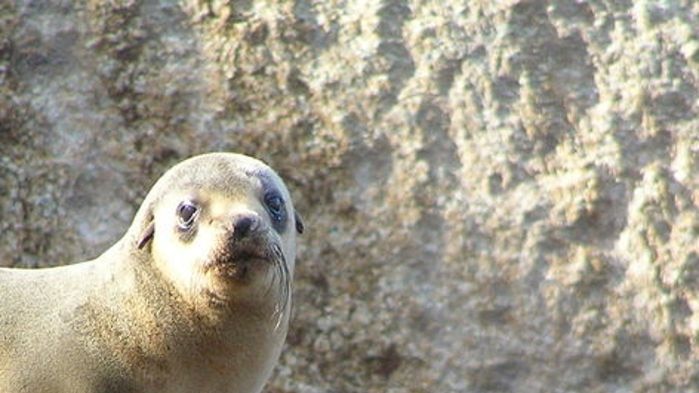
[{"left": 232, "top": 214, "right": 260, "bottom": 240}]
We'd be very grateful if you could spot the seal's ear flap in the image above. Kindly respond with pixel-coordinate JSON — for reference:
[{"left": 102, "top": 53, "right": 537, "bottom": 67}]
[
  {"left": 294, "top": 211, "right": 304, "bottom": 234},
  {"left": 137, "top": 219, "right": 155, "bottom": 249}
]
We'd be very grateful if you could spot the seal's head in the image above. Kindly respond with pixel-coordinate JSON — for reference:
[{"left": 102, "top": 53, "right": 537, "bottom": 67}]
[{"left": 131, "top": 153, "right": 303, "bottom": 315}]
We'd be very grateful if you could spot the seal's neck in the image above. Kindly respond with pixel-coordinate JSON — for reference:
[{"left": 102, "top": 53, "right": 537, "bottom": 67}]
[{"left": 101, "top": 253, "right": 287, "bottom": 391}]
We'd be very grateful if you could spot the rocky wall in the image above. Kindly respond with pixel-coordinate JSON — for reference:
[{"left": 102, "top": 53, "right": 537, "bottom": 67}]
[{"left": 1, "top": 0, "right": 698, "bottom": 392}]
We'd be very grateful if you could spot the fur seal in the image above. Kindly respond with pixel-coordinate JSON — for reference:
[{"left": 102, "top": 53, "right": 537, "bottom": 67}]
[{"left": 0, "top": 152, "right": 303, "bottom": 393}]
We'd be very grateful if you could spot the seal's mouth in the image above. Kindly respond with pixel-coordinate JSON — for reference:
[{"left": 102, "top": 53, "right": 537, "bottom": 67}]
[
  {"left": 229, "top": 247, "right": 267, "bottom": 263},
  {"left": 205, "top": 236, "right": 274, "bottom": 281}
]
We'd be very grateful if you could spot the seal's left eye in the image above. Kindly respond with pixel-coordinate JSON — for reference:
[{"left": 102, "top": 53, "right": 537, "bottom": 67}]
[
  {"left": 264, "top": 193, "right": 286, "bottom": 223},
  {"left": 176, "top": 201, "right": 198, "bottom": 229}
]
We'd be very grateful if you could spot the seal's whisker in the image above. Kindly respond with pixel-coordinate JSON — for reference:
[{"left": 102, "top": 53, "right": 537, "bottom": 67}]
[
  {"left": 264, "top": 245, "right": 280, "bottom": 298},
  {"left": 274, "top": 258, "right": 285, "bottom": 329},
  {"left": 269, "top": 243, "right": 290, "bottom": 331}
]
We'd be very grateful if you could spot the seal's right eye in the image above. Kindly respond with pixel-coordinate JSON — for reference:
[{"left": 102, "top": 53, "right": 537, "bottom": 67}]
[{"left": 176, "top": 201, "right": 198, "bottom": 230}]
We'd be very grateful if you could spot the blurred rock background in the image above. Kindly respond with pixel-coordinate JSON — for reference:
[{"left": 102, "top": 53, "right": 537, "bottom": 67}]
[{"left": 1, "top": 0, "right": 698, "bottom": 392}]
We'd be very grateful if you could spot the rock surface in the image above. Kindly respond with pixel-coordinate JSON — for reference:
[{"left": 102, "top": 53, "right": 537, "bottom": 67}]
[{"left": 1, "top": 0, "right": 699, "bottom": 392}]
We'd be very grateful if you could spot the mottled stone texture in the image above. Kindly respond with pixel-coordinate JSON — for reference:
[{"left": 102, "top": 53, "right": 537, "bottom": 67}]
[{"left": 1, "top": 0, "right": 699, "bottom": 391}]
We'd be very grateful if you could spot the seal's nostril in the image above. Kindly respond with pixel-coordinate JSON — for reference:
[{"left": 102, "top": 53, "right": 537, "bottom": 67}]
[{"left": 233, "top": 215, "right": 258, "bottom": 239}]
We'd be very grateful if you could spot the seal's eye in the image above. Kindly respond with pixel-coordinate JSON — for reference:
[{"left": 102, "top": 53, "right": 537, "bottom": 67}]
[
  {"left": 264, "top": 192, "right": 286, "bottom": 224},
  {"left": 176, "top": 201, "right": 198, "bottom": 230}
]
